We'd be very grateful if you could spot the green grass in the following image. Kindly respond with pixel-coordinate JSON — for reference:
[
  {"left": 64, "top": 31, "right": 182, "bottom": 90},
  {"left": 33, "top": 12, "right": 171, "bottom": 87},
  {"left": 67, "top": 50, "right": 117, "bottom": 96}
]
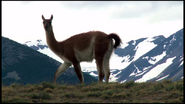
[{"left": 2, "top": 79, "right": 184, "bottom": 103}]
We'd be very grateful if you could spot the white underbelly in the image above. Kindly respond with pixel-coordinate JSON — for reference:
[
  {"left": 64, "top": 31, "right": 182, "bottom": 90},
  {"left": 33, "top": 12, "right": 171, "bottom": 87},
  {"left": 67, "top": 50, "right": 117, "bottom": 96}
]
[
  {"left": 74, "top": 37, "right": 95, "bottom": 62},
  {"left": 75, "top": 48, "right": 94, "bottom": 62}
]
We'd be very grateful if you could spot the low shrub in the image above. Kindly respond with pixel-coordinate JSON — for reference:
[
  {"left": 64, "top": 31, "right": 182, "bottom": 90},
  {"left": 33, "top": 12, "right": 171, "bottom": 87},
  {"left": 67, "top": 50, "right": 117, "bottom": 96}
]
[
  {"left": 41, "top": 81, "right": 55, "bottom": 89},
  {"left": 124, "top": 80, "right": 135, "bottom": 88}
]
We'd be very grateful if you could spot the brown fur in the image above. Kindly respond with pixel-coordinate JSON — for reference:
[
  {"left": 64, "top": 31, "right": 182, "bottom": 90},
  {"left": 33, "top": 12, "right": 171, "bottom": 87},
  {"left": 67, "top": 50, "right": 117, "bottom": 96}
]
[{"left": 42, "top": 15, "right": 122, "bottom": 84}]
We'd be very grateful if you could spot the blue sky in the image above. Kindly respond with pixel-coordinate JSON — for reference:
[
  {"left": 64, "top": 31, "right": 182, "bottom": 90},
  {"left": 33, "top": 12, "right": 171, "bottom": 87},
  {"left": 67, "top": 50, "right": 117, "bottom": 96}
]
[{"left": 2, "top": 1, "right": 183, "bottom": 44}]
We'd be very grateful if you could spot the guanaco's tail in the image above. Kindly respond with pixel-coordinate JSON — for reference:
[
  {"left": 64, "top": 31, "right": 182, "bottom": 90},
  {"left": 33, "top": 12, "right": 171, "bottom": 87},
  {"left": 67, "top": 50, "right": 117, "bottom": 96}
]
[{"left": 108, "top": 33, "right": 122, "bottom": 48}]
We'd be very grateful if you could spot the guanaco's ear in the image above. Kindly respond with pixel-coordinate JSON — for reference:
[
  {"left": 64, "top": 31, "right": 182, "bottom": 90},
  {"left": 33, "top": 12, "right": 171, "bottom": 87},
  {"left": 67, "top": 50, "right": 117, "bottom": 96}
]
[
  {"left": 50, "top": 15, "right": 53, "bottom": 21},
  {"left": 42, "top": 15, "right": 45, "bottom": 20}
]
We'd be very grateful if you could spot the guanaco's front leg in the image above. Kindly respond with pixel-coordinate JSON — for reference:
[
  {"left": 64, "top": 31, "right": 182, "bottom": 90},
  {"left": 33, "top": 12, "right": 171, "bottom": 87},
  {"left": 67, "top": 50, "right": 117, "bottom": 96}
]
[{"left": 53, "top": 62, "right": 71, "bottom": 84}]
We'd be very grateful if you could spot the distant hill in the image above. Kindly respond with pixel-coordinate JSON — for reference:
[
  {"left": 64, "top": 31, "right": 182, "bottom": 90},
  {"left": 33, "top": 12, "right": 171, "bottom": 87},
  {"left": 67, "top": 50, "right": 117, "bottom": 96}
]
[{"left": 1, "top": 36, "right": 97, "bottom": 86}]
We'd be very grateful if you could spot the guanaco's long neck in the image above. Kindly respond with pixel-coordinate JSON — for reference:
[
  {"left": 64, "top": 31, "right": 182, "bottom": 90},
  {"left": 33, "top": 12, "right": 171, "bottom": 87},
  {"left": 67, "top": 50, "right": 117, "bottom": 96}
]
[{"left": 45, "top": 27, "right": 60, "bottom": 54}]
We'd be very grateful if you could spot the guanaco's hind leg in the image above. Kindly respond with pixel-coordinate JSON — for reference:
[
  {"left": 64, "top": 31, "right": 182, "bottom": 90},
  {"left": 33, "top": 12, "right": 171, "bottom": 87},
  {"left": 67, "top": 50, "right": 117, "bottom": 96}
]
[
  {"left": 73, "top": 62, "right": 84, "bottom": 83},
  {"left": 103, "top": 57, "right": 110, "bottom": 84},
  {"left": 94, "top": 38, "right": 109, "bottom": 83},
  {"left": 53, "top": 62, "right": 71, "bottom": 84},
  {"left": 96, "top": 58, "right": 105, "bottom": 82},
  {"left": 103, "top": 41, "right": 113, "bottom": 84}
]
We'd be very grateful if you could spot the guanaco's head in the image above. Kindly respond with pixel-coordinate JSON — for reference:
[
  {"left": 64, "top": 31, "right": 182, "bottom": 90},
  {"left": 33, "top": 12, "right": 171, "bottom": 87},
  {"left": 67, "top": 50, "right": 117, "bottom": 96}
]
[{"left": 42, "top": 15, "right": 53, "bottom": 31}]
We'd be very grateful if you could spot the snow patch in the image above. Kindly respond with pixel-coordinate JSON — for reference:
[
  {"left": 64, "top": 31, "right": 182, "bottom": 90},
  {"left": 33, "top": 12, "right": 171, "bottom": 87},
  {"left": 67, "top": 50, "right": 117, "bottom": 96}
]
[
  {"left": 135, "top": 70, "right": 148, "bottom": 77},
  {"left": 132, "top": 40, "right": 136, "bottom": 45},
  {"left": 133, "top": 37, "right": 158, "bottom": 61},
  {"left": 156, "top": 73, "right": 164, "bottom": 79},
  {"left": 180, "top": 56, "right": 183, "bottom": 60},
  {"left": 129, "top": 70, "right": 136, "bottom": 77},
  {"left": 178, "top": 56, "right": 184, "bottom": 67},
  {"left": 109, "top": 71, "right": 122, "bottom": 82},
  {"left": 156, "top": 74, "right": 170, "bottom": 82},
  {"left": 120, "top": 79, "right": 127, "bottom": 83},
  {"left": 89, "top": 72, "right": 98, "bottom": 77},
  {"left": 129, "top": 65, "right": 145, "bottom": 77},
  {"left": 148, "top": 51, "right": 166, "bottom": 64},
  {"left": 178, "top": 60, "right": 183, "bottom": 68},
  {"left": 142, "top": 56, "right": 149, "bottom": 60},
  {"left": 170, "top": 35, "right": 176, "bottom": 43},
  {"left": 135, "top": 56, "right": 176, "bottom": 82},
  {"left": 110, "top": 69, "right": 118, "bottom": 72},
  {"left": 143, "top": 65, "right": 152, "bottom": 71},
  {"left": 163, "top": 45, "right": 166, "bottom": 49},
  {"left": 134, "top": 65, "right": 141, "bottom": 73},
  {"left": 129, "top": 66, "right": 149, "bottom": 77}
]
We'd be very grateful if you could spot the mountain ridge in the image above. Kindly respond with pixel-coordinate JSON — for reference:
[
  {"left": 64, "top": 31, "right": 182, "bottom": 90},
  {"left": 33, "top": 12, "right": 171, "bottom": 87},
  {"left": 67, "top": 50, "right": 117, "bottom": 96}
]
[{"left": 22, "top": 28, "right": 183, "bottom": 83}]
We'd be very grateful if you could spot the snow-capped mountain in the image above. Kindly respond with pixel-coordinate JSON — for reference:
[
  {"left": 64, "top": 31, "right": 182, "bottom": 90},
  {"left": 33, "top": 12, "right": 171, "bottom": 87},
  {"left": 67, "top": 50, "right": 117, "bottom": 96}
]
[
  {"left": 24, "top": 39, "right": 62, "bottom": 63},
  {"left": 23, "top": 28, "right": 183, "bottom": 83},
  {"left": 114, "top": 28, "right": 183, "bottom": 83}
]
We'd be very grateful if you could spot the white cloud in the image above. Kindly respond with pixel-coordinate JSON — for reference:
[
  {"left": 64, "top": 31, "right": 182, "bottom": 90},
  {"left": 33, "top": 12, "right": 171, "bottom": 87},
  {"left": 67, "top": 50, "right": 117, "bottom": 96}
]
[
  {"left": 2, "top": 1, "right": 183, "bottom": 44},
  {"left": 147, "top": 2, "right": 183, "bottom": 23}
]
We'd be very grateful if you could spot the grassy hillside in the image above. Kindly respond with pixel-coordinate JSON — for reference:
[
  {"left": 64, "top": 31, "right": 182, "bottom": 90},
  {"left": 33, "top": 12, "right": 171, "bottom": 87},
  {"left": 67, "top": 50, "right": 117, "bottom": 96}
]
[{"left": 2, "top": 79, "right": 183, "bottom": 103}]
